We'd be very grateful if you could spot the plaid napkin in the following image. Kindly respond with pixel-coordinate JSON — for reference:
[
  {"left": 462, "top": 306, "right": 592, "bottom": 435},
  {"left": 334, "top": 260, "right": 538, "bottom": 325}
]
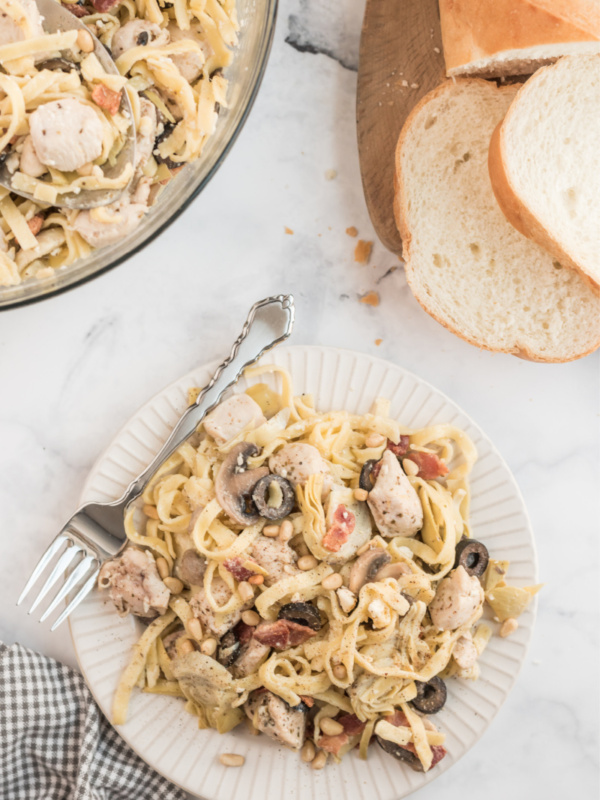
[{"left": 0, "top": 642, "right": 187, "bottom": 800}]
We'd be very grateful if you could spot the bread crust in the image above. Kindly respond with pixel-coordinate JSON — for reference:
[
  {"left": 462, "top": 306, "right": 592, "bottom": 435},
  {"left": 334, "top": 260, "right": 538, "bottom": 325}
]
[
  {"left": 488, "top": 63, "right": 600, "bottom": 293},
  {"left": 440, "top": 0, "right": 600, "bottom": 76},
  {"left": 393, "top": 79, "right": 600, "bottom": 363}
]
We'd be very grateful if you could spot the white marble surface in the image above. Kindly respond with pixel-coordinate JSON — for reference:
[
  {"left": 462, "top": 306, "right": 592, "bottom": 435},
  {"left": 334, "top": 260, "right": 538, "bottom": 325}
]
[{"left": 0, "top": 1, "right": 598, "bottom": 798}]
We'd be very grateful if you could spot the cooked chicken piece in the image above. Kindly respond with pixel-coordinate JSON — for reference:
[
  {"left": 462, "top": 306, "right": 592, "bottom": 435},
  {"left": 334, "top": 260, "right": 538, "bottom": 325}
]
[
  {"left": 367, "top": 450, "right": 423, "bottom": 538},
  {"left": 245, "top": 690, "right": 306, "bottom": 750},
  {"left": 0, "top": 0, "right": 44, "bottom": 46},
  {"left": 134, "top": 97, "right": 157, "bottom": 170},
  {"left": 203, "top": 394, "right": 266, "bottom": 446},
  {"left": 429, "top": 566, "right": 484, "bottom": 631},
  {"left": 71, "top": 192, "right": 148, "bottom": 248},
  {"left": 452, "top": 632, "right": 478, "bottom": 669},
  {"left": 111, "top": 19, "right": 170, "bottom": 59},
  {"left": 19, "top": 135, "right": 46, "bottom": 178},
  {"left": 249, "top": 536, "right": 298, "bottom": 586},
  {"left": 29, "top": 99, "right": 104, "bottom": 173},
  {"left": 232, "top": 636, "right": 270, "bottom": 678},
  {"left": 189, "top": 576, "right": 245, "bottom": 637},
  {"left": 269, "top": 443, "right": 332, "bottom": 494},
  {"left": 98, "top": 547, "right": 170, "bottom": 617},
  {"left": 167, "top": 23, "right": 207, "bottom": 83}
]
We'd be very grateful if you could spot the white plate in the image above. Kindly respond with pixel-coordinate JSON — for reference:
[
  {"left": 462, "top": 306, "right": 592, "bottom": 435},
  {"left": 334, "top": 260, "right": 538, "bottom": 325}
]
[{"left": 70, "top": 345, "right": 538, "bottom": 799}]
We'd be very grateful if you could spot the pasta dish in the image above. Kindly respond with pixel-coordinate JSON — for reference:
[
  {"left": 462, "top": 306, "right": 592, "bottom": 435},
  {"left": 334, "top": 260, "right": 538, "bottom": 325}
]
[
  {"left": 0, "top": 0, "right": 238, "bottom": 287},
  {"left": 99, "top": 365, "right": 541, "bottom": 773}
]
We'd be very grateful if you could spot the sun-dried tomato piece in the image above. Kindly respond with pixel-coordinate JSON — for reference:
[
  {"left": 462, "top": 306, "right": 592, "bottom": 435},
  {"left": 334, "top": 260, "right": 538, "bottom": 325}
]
[
  {"left": 223, "top": 557, "right": 255, "bottom": 582},
  {"left": 91, "top": 84, "right": 122, "bottom": 115},
  {"left": 405, "top": 451, "right": 448, "bottom": 480},
  {"left": 253, "top": 619, "right": 316, "bottom": 650},
  {"left": 386, "top": 436, "right": 410, "bottom": 457}
]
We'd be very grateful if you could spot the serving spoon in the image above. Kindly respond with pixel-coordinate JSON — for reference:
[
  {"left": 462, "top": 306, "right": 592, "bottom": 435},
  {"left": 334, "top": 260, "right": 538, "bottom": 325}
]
[{"left": 0, "top": 0, "right": 136, "bottom": 209}]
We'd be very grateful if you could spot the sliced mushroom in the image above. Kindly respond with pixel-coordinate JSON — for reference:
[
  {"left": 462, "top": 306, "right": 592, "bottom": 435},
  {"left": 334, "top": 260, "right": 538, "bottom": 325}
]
[
  {"left": 217, "top": 629, "right": 241, "bottom": 667},
  {"left": 214, "top": 443, "right": 269, "bottom": 526},
  {"left": 375, "top": 562, "right": 411, "bottom": 581},
  {"left": 377, "top": 734, "right": 423, "bottom": 771},
  {"left": 359, "top": 459, "right": 379, "bottom": 492},
  {"left": 177, "top": 549, "right": 206, "bottom": 586},
  {"left": 348, "top": 548, "right": 391, "bottom": 594}
]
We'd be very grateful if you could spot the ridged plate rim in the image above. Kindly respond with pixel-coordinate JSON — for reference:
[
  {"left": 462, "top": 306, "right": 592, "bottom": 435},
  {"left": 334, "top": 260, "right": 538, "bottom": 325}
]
[{"left": 70, "top": 345, "right": 538, "bottom": 799}]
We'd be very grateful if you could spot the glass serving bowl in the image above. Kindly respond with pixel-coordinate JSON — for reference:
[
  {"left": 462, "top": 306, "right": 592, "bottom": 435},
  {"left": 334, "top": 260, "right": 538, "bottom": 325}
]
[{"left": 0, "top": 0, "right": 278, "bottom": 310}]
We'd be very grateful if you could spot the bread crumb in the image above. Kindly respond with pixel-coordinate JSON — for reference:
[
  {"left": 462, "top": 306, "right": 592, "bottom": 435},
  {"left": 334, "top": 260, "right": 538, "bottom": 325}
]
[
  {"left": 434, "top": 47, "right": 440, "bottom": 54},
  {"left": 354, "top": 239, "right": 373, "bottom": 264},
  {"left": 346, "top": 226, "right": 358, "bottom": 237},
  {"left": 374, "top": 338, "right": 382, "bottom": 346},
  {"left": 324, "top": 169, "right": 337, "bottom": 180},
  {"left": 401, "top": 80, "right": 409, "bottom": 87},
  {"left": 284, "top": 227, "right": 294, "bottom": 235},
  {"left": 360, "top": 291, "right": 379, "bottom": 307},
  {"left": 410, "top": 83, "right": 419, "bottom": 89}
]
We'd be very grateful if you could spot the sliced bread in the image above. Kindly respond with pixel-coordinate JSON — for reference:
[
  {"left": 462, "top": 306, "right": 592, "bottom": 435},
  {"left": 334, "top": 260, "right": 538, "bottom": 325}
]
[
  {"left": 488, "top": 54, "right": 600, "bottom": 292},
  {"left": 394, "top": 79, "right": 600, "bottom": 362},
  {"left": 439, "top": 0, "right": 600, "bottom": 78}
]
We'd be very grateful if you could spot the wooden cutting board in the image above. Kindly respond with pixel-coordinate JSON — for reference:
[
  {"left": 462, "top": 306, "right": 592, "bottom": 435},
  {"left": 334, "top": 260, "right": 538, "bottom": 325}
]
[{"left": 357, "top": 0, "right": 446, "bottom": 256}]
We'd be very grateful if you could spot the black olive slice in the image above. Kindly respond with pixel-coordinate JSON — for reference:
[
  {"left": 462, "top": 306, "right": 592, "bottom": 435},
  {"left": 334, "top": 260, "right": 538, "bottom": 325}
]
[
  {"left": 377, "top": 735, "right": 423, "bottom": 771},
  {"left": 153, "top": 120, "right": 180, "bottom": 170},
  {"left": 359, "top": 459, "right": 380, "bottom": 492},
  {"left": 278, "top": 602, "right": 322, "bottom": 631},
  {"left": 252, "top": 475, "right": 295, "bottom": 520},
  {"left": 454, "top": 538, "right": 489, "bottom": 578},
  {"left": 217, "top": 629, "right": 240, "bottom": 667},
  {"left": 411, "top": 677, "right": 447, "bottom": 714}
]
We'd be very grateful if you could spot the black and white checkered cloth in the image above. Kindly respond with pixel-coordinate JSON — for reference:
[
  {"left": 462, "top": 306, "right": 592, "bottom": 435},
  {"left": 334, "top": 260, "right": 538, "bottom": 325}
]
[{"left": 0, "top": 642, "right": 187, "bottom": 800}]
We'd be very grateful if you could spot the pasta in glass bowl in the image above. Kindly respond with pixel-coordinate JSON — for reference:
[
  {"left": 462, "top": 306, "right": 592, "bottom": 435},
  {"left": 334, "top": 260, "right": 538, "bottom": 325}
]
[
  {"left": 75, "top": 347, "right": 540, "bottom": 794},
  {"left": 0, "top": 0, "right": 277, "bottom": 309}
]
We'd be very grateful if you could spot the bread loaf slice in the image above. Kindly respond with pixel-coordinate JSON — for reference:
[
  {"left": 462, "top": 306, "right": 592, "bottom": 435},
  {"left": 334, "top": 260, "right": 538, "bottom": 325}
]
[
  {"left": 394, "top": 79, "right": 600, "bottom": 362},
  {"left": 489, "top": 54, "right": 600, "bottom": 292},
  {"left": 440, "top": 0, "right": 600, "bottom": 78}
]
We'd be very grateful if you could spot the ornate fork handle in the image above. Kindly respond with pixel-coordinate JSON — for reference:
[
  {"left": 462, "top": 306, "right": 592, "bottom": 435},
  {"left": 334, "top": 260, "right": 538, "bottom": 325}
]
[{"left": 120, "top": 295, "right": 295, "bottom": 506}]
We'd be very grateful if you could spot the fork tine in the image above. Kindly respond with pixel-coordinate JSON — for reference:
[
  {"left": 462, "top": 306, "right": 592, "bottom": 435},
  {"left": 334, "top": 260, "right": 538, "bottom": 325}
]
[
  {"left": 17, "top": 534, "right": 69, "bottom": 607},
  {"left": 28, "top": 543, "right": 82, "bottom": 615},
  {"left": 39, "top": 555, "right": 97, "bottom": 623},
  {"left": 50, "top": 569, "right": 100, "bottom": 631}
]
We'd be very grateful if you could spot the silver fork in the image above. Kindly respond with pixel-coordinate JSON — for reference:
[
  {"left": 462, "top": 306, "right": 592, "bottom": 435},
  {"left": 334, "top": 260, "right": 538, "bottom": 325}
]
[{"left": 18, "top": 295, "right": 295, "bottom": 630}]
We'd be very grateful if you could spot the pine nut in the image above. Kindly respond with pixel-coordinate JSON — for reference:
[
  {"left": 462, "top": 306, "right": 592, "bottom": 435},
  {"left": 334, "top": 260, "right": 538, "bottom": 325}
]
[
  {"left": 188, "top": 617, "right": 202, "bottom": 641},
  {"left": 321, "top": 573, "right": 343, "bottom": 591},
  {"left": 76, "top": 29, "right": 95, "bottom": 53},
  {"left": 241, "top": 610, "right": 260, "bottom": 626},
  {"left": 311, "top": 750, "right": 328, "bottom": 770},
  {"left": 320, "top": 717, "right": 344, "bottom": 736},
  {"left": 163, "top": 576, "right": 183, "bottom": 594},
  {"left": 301, "top": 740, "right": 315, "bottom": 763},
  {"left": 402, "top": 458, "right": 420, "bottom": 477},
  {"left": 238, "top": 581, "right": 254, "bottom": 603},
  {"left": 365, "top": 433, "right": 385, "bottom": 448},
  {"left": 201, "top": 637, "right": 217, "bottom": 656},
  {"left": 283, "top": 564, "right": 297, "bottom": 575},
  {"left": 278, "top": 520, "right": 294, "bottom": 542},
  {"left": 499, "top": 617, "right": 519, "bottom": 638},
  {"left": 155, "top": 557, "right": 170, "bottom": 580},
  {"left": 263, "top": 524, "right": 280, "bottom": 537},
  {"left": 219, "top": 753, "right": 245, "bottom": 767},
  {"left": 143, "top": 504, "right": 159, "bottom": 519},
  {"left": 333, "top": 664, "right": 347, "bottom": 681},
  {"left": 298, "top": 555, "right": 318, "bottom": 571},
  {"left": 178, "top": 638, "right": 195, "bottom": 656},
  {"left": 248, "top": 574, "right": 264, "bottom": 585},
  {"left": 353, "top": 487, "right": 368, "bottom": 502}
]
